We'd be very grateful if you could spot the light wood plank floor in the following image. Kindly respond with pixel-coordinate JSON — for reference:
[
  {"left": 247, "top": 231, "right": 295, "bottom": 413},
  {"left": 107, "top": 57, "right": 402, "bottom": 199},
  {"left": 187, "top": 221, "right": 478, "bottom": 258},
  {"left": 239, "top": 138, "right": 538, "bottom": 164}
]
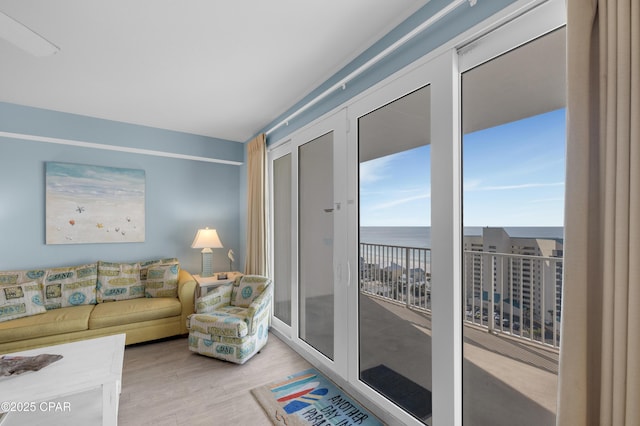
[{"left": 118, "top": 333, "right": 312, "bottom": 425}]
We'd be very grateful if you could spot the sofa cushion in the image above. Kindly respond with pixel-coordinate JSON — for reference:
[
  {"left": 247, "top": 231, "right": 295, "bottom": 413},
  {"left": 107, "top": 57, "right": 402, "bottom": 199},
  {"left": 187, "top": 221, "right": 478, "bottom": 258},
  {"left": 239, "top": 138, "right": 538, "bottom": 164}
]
[
  {"left": 139, "top": 258, "right": 179, "bottom": 282},
  {"left": 144, "top": 263, "right": 180, "bottom": 298},
  {"left": 230, "top": 275, "right": 268, "bottom": 308},
  {"left": 89, "top": 297, "right": 181, "bottom": 329},
  {"left": 43, "top": 263, "right": 97, "bottom": 309},
  {"left": 0, "top": 305, "right": 93, "bottom": 343},
  {"left": 0, "top": 280, "right": 47, "bottom": 323},
  {"left": 97, "top": 261, "right": 144, "bottom": 302}
]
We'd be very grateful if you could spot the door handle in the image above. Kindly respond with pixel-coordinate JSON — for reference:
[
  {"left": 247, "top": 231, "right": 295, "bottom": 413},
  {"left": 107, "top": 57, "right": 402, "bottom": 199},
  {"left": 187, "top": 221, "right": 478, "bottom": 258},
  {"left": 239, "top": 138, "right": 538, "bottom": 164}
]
[{"left": 324, "top": 202, "right": 341, "bottom": 213}]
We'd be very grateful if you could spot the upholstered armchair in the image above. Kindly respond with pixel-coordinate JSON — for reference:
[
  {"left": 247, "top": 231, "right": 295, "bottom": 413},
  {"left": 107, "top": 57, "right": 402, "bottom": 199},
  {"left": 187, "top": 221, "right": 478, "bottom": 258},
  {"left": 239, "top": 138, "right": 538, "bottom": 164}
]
[{"left": 187, "top": 275, "right": 272, "bottom": 364}]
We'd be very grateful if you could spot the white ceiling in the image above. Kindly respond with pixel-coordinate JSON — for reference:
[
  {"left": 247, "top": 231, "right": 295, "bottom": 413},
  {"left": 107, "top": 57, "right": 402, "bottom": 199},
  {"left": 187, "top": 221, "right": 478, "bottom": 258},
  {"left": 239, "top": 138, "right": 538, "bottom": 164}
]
[{"left": 0, "top": 0, "right": 430, "bottom": 142}]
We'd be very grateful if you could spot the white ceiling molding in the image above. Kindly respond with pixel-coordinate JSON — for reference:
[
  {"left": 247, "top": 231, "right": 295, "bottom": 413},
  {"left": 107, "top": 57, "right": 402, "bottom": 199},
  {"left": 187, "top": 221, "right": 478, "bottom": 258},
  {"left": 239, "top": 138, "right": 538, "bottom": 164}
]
[
  {"left": 0, "top": 11, "right": 59, "bottom": 57},
  {"left": 0, "top": 131, "right": 243, "bottom": 166}
]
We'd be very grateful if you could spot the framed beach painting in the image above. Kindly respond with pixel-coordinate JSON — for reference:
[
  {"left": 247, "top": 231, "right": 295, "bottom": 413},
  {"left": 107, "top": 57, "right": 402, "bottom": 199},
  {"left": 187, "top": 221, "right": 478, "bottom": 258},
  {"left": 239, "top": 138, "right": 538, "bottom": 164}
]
[{"left": 46, "top": 162, "right": 145, "bottom": 244}]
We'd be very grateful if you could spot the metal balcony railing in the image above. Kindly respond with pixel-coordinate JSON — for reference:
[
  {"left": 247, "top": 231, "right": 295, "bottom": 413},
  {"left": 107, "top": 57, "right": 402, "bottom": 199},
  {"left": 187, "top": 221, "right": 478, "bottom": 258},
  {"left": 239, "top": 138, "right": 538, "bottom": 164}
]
[
  {"left": 359, "top": 243, "right": 432, "bottom": 311},
  {"left": 359, "top": 243, "right": 563, "bottom": 349}
]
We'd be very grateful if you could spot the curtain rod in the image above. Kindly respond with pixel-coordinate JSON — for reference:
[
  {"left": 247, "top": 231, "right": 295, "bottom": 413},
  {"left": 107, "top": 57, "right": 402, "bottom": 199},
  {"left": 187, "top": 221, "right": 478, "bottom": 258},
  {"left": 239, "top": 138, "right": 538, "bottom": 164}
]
[{"left": 265, "top": 0, "right": 477, "bottom": 136}]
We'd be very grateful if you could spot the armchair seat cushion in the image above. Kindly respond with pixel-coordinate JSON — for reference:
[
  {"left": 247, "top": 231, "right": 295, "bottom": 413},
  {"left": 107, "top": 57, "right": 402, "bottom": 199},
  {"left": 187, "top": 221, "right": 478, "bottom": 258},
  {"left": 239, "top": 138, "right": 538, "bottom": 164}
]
[
  {"left": 188, "top": 310, "right": 249, "bottom": 338},
  {"left": 188, "top": 330, "right": 267, "bottom": 364}
]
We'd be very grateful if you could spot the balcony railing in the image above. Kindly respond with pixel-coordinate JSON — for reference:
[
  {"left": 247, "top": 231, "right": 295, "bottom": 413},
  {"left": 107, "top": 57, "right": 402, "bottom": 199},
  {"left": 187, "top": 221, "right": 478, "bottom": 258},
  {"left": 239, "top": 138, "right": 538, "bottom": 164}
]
[
  {"left": 359, "top": 243, "right": 563, "bottom": 349},
  {"left": 360, "top": 243, "right": 432, "bottom": 311}
]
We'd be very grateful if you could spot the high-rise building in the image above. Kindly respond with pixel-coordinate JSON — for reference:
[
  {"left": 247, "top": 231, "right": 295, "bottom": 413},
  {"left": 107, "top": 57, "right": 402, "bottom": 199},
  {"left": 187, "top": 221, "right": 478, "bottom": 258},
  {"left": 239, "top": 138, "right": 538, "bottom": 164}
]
[{"left": 464, "top": 227, "right": 563, "bottom": 327}]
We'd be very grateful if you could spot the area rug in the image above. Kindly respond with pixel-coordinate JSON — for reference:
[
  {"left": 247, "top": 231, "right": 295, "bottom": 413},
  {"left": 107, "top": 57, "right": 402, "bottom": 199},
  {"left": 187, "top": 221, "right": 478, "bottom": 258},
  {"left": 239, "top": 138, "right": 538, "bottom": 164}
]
[
  {"left": 360, "top": 364, "right": 432, "bottom": 421},
  {"left": 252, "top": 368, "right": 383, "bottom": 426}
]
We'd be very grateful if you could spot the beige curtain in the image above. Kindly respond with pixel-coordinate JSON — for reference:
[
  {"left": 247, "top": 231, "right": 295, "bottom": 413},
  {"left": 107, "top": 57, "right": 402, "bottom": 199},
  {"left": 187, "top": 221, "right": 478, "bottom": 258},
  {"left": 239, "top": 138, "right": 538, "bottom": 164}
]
[
  {"left": 557, "top": 1, "right": 639, "bottom": 425},
  {"left": 244, "top": 133, "right": 267, "bottom": 275}
]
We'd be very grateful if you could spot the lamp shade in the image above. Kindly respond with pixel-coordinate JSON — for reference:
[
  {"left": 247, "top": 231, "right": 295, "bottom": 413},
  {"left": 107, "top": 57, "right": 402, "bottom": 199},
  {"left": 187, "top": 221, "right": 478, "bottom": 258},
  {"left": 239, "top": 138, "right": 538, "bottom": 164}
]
[{"left": 191, "top": 228, "right": 223, "bottom": 249}]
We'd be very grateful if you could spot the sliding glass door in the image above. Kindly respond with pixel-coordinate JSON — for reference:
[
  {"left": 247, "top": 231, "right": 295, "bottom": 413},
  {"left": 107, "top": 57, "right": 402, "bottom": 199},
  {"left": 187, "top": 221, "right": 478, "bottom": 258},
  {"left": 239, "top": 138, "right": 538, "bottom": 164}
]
[
  {"left": 271, "top": 148, "right": 292, "bottom": 327},
  {"left": 298, "top": 131, "right": 336, "bottom": 359},
  {"left": 268, "top": 2, "right": 565, "bottom": 424},
  {"left": 344, "top": 53, "right": 458, "bottom": 426},
  {"left": 269, "top": 110, "right": 348, "bottom": 374},
  {"left": 459, "top": 25, "right": 566, "bottom": 426},
  {"left": 269, "top": 54, "right": 460, "bottom": 424},
  {"left": 356, "top": 85, "right": 433, "bottom": 423}
]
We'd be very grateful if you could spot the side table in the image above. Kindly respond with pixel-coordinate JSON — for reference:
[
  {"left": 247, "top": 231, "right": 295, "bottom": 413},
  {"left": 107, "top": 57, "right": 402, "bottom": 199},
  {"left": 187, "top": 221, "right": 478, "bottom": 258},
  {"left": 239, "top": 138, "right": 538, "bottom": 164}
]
[{"left": 193, "top": 272, "right": 243, "bottom": 304}]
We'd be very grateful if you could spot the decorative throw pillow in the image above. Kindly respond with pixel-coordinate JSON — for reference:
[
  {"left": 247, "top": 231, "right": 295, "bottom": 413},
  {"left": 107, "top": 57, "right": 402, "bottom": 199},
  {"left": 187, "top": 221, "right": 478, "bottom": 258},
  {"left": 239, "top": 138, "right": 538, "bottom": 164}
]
[
  {"left": 230, "top": 275, "right": 267, "bottom": 308},
  {"left": 42, "top": 263, "right": 97, "bottom": 309},
  {"left": 144, "top": 263, "right": 180, "bottom": 298},
  {"left": 0, "top": 269, "right": 47, "bottom": 287},
  {"left": 97, "top": 261, "right": 143, "bottom": 302},
  {"left": 139, "top": 258, "right": 179, "bottom": 282},
  {"left": 0, "top": 280, "right": 46, "bottom": 322}
]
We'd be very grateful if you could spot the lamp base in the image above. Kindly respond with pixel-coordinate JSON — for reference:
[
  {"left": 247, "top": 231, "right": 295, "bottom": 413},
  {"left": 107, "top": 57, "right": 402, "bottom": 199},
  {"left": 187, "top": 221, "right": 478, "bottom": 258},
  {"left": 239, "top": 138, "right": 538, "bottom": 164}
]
[{"left": 200, "top": 249, "right": 213, "bottom": 277}]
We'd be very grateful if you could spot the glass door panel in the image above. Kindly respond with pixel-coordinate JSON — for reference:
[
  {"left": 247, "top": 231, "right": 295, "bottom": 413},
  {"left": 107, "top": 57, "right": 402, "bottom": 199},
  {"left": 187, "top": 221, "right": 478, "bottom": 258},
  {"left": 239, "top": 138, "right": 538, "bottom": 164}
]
[
  {"left": 358, "top": 85, "right": 432, "bottom": 423},
  {"left": 273, "top": 153, "right": 292, "bottom": 325},
  {"left": 461, "top": 28, "right": 566, "bottom": 426},
  {"left": 299, "top": 131, "right": 334, "bottom": 359}
]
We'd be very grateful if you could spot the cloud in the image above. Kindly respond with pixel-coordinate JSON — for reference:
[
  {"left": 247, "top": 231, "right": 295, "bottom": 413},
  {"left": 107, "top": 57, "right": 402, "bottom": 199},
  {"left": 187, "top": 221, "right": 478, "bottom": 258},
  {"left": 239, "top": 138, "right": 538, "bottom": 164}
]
[
  {"left": 398, "top": 187, "right": 424, "bottom": 194},
  {"left": 359, "top": 156, "right": 396, "bottom": 184},
  {"left": 527, "top": 197, "right": 564, "bottom": 204},
  {"left": 463, "top": 179, "right": 482, "bottom": 191},
  {"left": 362, "top": 187, "right": 423, "bottom": 196},
  {"left": 464, "top": 181, "right": 564, "bottom": 192},
  {"left": 372, "top": 193, "right": 430, "bottom": 210}
]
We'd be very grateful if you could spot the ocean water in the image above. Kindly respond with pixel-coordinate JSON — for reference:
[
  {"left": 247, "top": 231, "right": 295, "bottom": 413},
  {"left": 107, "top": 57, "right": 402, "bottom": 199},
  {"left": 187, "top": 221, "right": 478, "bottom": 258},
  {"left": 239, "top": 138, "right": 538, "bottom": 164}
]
[{"left": 360, "top": 226, "right": 564, "bottom": 249}]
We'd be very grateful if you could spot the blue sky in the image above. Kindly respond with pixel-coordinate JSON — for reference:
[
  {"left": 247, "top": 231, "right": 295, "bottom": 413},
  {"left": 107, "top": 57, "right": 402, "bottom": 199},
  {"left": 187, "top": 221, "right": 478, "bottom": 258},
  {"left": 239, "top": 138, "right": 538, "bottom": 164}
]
[{"left": 360, "top": 108, "right": 566, "bottom": 227}]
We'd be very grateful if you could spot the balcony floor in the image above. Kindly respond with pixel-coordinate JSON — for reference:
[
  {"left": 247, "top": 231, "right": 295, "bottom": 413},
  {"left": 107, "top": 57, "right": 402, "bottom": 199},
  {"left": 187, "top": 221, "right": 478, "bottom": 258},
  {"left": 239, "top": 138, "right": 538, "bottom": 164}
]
[{"left": 359, "top": 294, "right": 558, "bottom": 425}]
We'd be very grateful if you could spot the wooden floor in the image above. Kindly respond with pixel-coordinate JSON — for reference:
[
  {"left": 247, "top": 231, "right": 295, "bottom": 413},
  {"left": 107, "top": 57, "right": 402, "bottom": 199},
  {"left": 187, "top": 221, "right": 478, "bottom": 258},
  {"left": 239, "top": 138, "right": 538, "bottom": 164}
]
[{"left": 118, "top": 333, "right": 312, "bottom": 426}]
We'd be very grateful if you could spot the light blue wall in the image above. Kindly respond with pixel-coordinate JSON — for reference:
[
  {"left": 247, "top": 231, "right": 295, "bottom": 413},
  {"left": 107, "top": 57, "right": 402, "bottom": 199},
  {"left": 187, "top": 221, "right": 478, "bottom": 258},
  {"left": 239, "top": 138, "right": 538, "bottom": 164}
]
[
  {"left": 260, "top": 0, "right": 517, "bottom": 144},
  {"left": 0, "top": 102, "right": 244, "bottom": 273}
]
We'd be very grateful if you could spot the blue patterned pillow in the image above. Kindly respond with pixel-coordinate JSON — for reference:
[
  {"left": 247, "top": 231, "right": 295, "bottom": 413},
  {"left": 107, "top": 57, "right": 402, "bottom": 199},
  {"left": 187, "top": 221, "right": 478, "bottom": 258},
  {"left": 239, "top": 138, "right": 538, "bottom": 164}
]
[
  {"left": 139, "top": 258, "right": 179, "bottom": 282},
  {"left": 144, "top": 263, "right": 179, "bottom": 298},
  {"left": 97, "top": 261, "right": 143, "bottom": 302},
  {"left": 0, "top": 269, "right": 46, "bottom": 286},
  {"left": 43, "top": 263, "right": 97, "bottom": 309},
  {"left": 0, "top": 280, "right": 46, "bottom": 322},
  {"left": 230, "top": 275, "right": 267, "bottom": 308}
]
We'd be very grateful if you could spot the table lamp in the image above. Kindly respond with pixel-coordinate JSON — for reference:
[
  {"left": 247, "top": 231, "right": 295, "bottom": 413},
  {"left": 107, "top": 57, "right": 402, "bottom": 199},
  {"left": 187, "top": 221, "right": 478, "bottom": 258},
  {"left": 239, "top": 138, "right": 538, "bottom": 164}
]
[{"left": 191, "top": 228, "right": 223, "bottom": 277}]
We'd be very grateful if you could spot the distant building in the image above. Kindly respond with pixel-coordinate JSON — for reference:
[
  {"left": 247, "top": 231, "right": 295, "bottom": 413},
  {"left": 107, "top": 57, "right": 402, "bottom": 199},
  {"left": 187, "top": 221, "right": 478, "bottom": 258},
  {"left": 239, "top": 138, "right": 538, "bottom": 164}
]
[
  {"left": 463, "top": 227, "right": 563, "bottom": 325},
  {"left": 409, "top": 267, "right": 426, "bottom": 282},
  {"left": 384, "top": 262, "right": 405, "bottom": 280}
]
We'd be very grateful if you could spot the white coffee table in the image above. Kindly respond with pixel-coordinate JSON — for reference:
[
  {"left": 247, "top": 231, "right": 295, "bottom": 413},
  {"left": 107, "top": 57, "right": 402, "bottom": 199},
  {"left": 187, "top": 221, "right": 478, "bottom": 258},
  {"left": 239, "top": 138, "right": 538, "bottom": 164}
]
[{"left": 0, "top": 334, "right": 125, "bottom": 426}]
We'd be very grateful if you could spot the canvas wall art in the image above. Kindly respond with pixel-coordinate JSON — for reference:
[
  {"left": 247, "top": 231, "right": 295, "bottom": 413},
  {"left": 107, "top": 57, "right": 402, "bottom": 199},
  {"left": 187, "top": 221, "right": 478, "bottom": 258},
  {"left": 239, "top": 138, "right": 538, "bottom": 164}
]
[{"left": 46, "top": 162, "right": 145, "bottom": 244}]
